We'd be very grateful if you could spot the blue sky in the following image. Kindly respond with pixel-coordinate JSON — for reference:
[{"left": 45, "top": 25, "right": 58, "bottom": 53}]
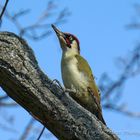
[{"left": 1, "top": 0, "right": 140, "bottom": 140}]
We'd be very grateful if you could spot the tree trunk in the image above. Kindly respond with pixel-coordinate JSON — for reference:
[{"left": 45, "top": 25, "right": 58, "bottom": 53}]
[{"left": 0, "top": 32, "right": 119, "bottom": 140}]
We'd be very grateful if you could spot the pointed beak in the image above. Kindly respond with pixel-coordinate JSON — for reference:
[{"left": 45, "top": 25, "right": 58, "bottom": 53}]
[{"left": 51, "top": 24, "right": 65, "bottom": 38}]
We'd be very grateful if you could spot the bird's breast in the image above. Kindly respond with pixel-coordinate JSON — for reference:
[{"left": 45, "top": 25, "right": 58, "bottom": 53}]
[{"left": 61, "top": 58, "right": 88, "bottom": 90}]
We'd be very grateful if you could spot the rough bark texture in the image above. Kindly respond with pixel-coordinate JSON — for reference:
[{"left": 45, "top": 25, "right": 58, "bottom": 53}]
[{"left": 0, "top": 32, "right": 119, "bottom": 140}]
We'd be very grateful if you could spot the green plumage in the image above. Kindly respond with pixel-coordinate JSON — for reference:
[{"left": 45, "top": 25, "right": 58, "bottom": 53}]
[
  {"left": 52, "top": 24, "right": 106, "bottom": 125},
  {"left": 75, "top": 55, "right": 100, "bottom": 102}
]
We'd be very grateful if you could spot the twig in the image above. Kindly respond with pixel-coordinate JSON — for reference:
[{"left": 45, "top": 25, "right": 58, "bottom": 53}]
[
  {"left": 0, "top": 122, "right": 18, "bottom": 133},
  {"left": 0, "top": 0, "right": 9, "bottom": 21},
  {"left": 100, "top": 45, "right": 140, "bottom": 101},
  {"left": 103, "top": 103, "right": 140, "bottom": 118},
  {"left": 0, "top": 1, "right": 70, "bottom": 40},
  {"left": 0, "top": 95, "right": 9, "bottom": 101},
  {"left": 0, "top": 102, "right": 17, "bottom": 107},
  {"left": 99, "top": 45, "right": 140, "bottom": 118},
  {"left": 19, "top": 118, "right": 35, "bottom": 140},
  {"left": 36, "top": 126, "right": 45, "bottom": 140}
]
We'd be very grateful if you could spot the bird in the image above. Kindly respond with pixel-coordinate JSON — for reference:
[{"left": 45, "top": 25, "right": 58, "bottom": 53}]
[{"left": 52, "top": 24, "right": 106, "bottom": 125}]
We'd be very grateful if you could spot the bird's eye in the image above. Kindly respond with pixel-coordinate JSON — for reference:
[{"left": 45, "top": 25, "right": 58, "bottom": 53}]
[{"left": 69, "top": 36, "right": 73, "bottom": 41}]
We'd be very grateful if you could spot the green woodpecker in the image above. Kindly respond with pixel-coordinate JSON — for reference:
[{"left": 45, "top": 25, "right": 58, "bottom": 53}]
[{"left": 52, "top": 24, "right": 106, "bottom": 125}]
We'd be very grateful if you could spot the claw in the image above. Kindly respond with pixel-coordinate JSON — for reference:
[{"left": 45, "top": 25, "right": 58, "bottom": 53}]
[
  {"left": 64, "top": 88, "right": 76, "bottom": 93},
  {"left": 50, "top": 79, "right": 64, "bottom": 91}
]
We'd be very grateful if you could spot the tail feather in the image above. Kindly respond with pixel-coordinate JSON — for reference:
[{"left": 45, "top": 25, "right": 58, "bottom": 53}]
[
  {"left": 97, "top": 112, "right": 106, "bottom": 125},
  {"left": 87, "top": 87, "right": 106, "bottom": 126}
]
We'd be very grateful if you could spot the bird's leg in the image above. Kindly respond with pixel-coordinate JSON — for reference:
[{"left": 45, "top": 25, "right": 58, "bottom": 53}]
[
  {"left": 64, "top": 85, "right": 78, "bottom": 97},
  {"left": 50, "top": 79, "right": 76, "bottom": 94},
  {"left": 65, "top": 87, "right": 83, "bottom": 99},
  {"left": 64, "top": 88, "right": 76, "bottom": 93}
]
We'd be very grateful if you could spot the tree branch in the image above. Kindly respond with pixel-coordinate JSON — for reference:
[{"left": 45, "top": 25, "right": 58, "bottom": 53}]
[
  {"left": 0, "top": 0, "right": 9, "bottom": 21},
  {"left": 0, "top": 32, "right": 119, "bottom": 140},
  {"left": 0, "top": 1, "right": 70, "bottom": 40}
]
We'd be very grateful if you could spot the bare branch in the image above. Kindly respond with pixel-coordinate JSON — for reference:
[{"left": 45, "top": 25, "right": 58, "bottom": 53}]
[
  {"left": 0, "top": 95, "right": 8, "bottom": 100},
  {"left": 0, "top": 0, "right": 9, "bottom": 22},
  {"left": 103, "top": 4, "right": 140, "bottom": 118},
  {"left": 103, "top": 104, "right": 140, "bottom": 118},
  {"left": 19, "top": 118, "right": 35, "bottom": 140},
  {"left": 0, "top": 32, "right": 119, "bottom": 140},
  {"left": 0, "top": 122, "right": 17, "bottom": 133},
  {"left": 99, "top": 45, "right": 140, "bottom": 118},
  {"left": 126, "top": 4, "right": 140, "bottom": 30},
  {"left": 12, "top": 9, "right": 30, "bottom": 20},
  {"left": 36, "top": 126, "right": 45, "bottom": 140},
  {"left": 0, "top": 102, "right": 17, "bottom": 107},
  {"left": 0, "top": 95, "right": 17, "bottom": 107},
  {"left": 100, "top": 45, "right": 140, "bottom": 101},
  {"left": 0, "top": 1, "right": 70, "bottom": 40}
]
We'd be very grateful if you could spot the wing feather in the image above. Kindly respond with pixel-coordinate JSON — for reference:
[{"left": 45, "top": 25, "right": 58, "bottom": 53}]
[{"left": 75, "top": 55, "right": 100, "bottom": 102}]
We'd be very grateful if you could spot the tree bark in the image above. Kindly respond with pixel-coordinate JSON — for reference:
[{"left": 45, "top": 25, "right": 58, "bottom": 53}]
[{"left": 0, "top": 32, "right": 119, "bottom": 140}]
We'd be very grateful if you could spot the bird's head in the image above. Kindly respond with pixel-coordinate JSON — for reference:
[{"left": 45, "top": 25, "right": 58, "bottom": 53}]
[{"left": 52, "top": 24, "right": 80, "bottom": 56}]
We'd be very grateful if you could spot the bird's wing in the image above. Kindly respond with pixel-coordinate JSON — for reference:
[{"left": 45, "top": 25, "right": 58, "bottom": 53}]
[
  {"left": 75, "top": 55, "right": 106, "bottom": 125},
  {"left": 75, "top": 55, "right": 100, "bottom": 102},
  {"left": 87, "top": 87, "right": 106, "bottom": 125}
]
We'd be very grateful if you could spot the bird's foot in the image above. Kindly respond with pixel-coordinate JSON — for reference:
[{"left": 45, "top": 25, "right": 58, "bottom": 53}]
[
  {"left": 50, "top": 79, "right": 64, "bottom": 91},
  {"left": 50, "top": 79, "right": 77, "bottom": 96},
  {"left": 64, "top": 88, "right": 83, "bottom": 99},
  {"left": 64, "top": 88, "right": 77, "bottom": 93}
]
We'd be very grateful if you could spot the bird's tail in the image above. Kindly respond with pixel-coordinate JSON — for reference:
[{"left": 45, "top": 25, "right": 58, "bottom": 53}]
[
  {"left": 87, "top": 87, "right": 106, "bottom": 126},
  {"left": 97, "top": 112, "right": 106, "bottom": 125}
]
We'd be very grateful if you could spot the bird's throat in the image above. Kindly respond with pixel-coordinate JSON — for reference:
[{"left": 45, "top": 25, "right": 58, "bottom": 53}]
[{"left": 61, "top": 55, "right": 88, "bottom": 91}]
